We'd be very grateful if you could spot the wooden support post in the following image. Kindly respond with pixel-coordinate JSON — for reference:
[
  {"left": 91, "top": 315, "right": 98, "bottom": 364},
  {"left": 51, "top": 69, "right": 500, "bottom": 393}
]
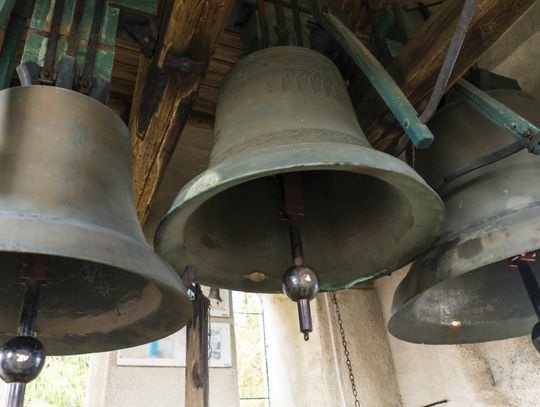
[
  {"left": 352, "top": 0, "right": 537, "bottom": 152},
  {"left": 185, "top": 287, "right": 210, "bottom": 407},
  {"left": 130, "top": 0, "right": 235, "bottom": 225}
]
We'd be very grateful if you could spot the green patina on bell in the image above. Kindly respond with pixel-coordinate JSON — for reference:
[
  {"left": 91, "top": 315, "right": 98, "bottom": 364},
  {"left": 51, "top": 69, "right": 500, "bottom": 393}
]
[
  {"left": 389, "top": 89, "right": 540, "bottom": 345},
  {"left": 0, "top": 86, "right": 192, "bottom": 355},
  {"left": 156, "top": 46, "right": 444, "bottom": 293}
]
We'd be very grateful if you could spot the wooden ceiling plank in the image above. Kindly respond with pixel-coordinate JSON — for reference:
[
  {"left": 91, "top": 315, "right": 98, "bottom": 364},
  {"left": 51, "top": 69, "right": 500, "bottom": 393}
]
[
  {"left": 354, "top": 0, "right": 537, "bottom": 152},
  {"left": 130, "top": 0, "right": 235, "bottom": 224}
]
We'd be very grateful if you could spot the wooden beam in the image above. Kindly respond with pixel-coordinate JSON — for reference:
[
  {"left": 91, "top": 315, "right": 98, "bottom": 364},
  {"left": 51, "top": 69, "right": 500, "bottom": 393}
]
[
  {"left": 130, "top": 0, "right": 235, "bottom": 224},
  {"left": 185, "top": 289, "right": 210, "bottom": 407},
  {"left": 354, "top": 0, "right": 537, "bottom": 152}
]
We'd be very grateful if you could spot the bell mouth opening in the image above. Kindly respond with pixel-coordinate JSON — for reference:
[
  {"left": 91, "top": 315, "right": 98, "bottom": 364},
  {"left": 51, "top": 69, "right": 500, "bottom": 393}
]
[
  {"left": 182, "top": 169, "right": 415, "bottom": 293},
  {"left": 0, "top": 252, "right": 171, "bottom": 354},
  {"left": 389, "top": 249, "right": 540, "bottom": 344}
]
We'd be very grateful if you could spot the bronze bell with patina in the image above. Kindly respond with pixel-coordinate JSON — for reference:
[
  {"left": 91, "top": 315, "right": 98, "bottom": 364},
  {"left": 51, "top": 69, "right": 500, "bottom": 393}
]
[
  {"left": 389, "top": 89, "right": 540, "bottom": 346},
  {"left": 155, "top": 46, "right": 444, "bottom": 303},
  {"left": 0, "top": 86, "right": 192, "bottom": 356}
]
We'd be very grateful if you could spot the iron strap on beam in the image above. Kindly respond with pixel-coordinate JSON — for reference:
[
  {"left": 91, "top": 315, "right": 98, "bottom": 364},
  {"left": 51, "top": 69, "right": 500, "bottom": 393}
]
[
  {"left": 454, "top": 79, "right": 540, "bottom": 155},
  {"left": 310, "top": 0, "right": 434, "bottom": 149},
  {"left": 418, "top": 0, "right": 477, "bottom": 123}
]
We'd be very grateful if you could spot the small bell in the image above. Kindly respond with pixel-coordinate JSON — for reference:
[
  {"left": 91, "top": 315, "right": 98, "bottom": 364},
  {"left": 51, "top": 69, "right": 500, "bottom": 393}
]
[{"left": 208, "top": 287, "right": 223, "bottom": 303}]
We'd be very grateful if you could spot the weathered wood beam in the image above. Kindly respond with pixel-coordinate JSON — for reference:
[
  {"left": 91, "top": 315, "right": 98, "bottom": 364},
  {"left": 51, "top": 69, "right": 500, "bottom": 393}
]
[
  {"left": 354, "top": 0, "right": 537, "bottom": 152},
  {"left": 185, "top": 289, "right": 210, "bottom": 407},
  {"left": 130, "top": 0, "right": 235, "bottom": 224}
]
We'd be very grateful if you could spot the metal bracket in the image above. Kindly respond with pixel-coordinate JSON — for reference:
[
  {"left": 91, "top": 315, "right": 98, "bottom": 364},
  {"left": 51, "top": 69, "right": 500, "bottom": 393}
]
[
  {"left": 163, "top": 55, "right": 207, "bottom": 75},
  {"left": 117, "top": 8, "right": 157, "bottom": 57},
  {"left": 453, "top": 79, "right": 540, "bottom": 155},
  {"left": 310, "top": 0, "right": 434, "bottom": 149}
]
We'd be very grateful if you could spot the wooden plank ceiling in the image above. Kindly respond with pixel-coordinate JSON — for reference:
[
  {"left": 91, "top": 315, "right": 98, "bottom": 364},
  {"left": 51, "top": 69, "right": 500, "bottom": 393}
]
[{"left": 110, "top": 0, "right": 395, "bottom": 127}]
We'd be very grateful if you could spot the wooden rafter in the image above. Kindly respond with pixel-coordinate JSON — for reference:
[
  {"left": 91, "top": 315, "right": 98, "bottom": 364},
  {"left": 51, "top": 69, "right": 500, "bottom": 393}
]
[
  {"left": 130, "top": 0, "right": 235, "bottom": 224},
  {"left": 352, "top": 0, "right": 537, "bottom": 152}
]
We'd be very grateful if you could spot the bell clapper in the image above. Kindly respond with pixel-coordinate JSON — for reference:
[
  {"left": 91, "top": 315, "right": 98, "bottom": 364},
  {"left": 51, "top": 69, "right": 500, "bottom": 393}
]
[
  {"left": 281, "top": 174, "right": 320, "bottom": 341},
  {"left": 1, "top": 257, "right": 48, "bottom": 407},
  {"left": 509, "top": 252, "right": 540, "bottom": 352}
]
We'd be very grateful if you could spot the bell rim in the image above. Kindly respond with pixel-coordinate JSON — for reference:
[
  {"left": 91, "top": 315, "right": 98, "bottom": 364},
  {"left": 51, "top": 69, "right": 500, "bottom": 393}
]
[
  {"left": 0, "top": 213, "right": 192, "bottom": 355},
  {"left": 156, "top": 142, "right": 445, "bottom": 292},
  {"left": 388, "top": 203, "right": 540, "bottom": 344}
]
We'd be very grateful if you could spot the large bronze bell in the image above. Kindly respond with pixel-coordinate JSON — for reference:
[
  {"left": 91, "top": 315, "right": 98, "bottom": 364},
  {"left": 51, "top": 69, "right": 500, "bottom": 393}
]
[
  {"left": 0, "top": 86, "right": 192, "bottom": 355},
  {"left": 155, "top": 46, "right": 444, "bottom": 293},
  {"left": 389, "top": 90, "right": 540, "bottom": 344}
]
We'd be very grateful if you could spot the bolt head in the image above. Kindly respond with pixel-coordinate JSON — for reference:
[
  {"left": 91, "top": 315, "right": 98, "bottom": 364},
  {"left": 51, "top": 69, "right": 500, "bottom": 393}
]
[
  {"left": 0, "top": 336, "right": 46, "bottom": 384},
  {"left": 282, "top": 265, "right": 320, "bottom": 302}
]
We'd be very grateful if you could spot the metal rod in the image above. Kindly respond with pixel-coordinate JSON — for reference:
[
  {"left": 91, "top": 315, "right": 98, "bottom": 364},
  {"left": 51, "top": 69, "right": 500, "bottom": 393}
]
[
  {"left": 274, "top": 2, "right": 289, "bottom": 45},
  {"left": 256, "top": 0, "right": 270, "bottom": 48},
  {"left": 288, "top": 214, "right": 304, "bottom": 267},
  {"left": 6, "top": 383, "right": 25, "bottom": 407},
  {"left": 18, "top": 283, "right": 42, "bottom": 337},
  {"left": 436, "top": 141, "right": 525, "bottom": 190},
  {"left": 80, "top": 0, "right": 107, "bottom": 92},
  {"left": 418, "top": 0, "right": 477, "bottom": 123},
  {"left": 4, "top": 282, "right": 42, "bottom": 407},
  {"left": 281, "top": 173, "right": 318, "bottom": 341},
  {"left": 310, "top": 0, "right": 434, "bottom": 149},
  {"left": 291, "top": 0, "right": 304, "bottom": 46},
  {"left": 517, "top": 260, "right": 540, "bottom": 320},
  {"left": 3, "top": 257, "right": 49, "bottom": 407},
  {"left": 281, "top": 174, "right": 305, "bottom": 266},
  {"left": 41, "top": 0, "right": 66, "bottom": 82},
  {"left": 453, "top": 79, "right": 540, "bottom": 155},
  {"left": 66, "top": 0, "right": 86, "bottom": 56},
  {"left": 297, "top": 300, "right": 312, "bottom": 341}
]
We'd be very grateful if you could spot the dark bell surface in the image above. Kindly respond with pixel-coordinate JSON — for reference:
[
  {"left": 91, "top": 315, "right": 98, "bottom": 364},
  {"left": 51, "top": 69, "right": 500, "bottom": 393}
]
[
  {"left": 283, "top": 265, "right": 320, "bottom": 301},
  {"left": 532, "top": 321, "right": 540, "bottom": 353},
  {"left": 390, "top": 251, "right": 540, "bottom": 344},
  {"left": 0, "top": 336, "right": 45, "bottom": 384}
]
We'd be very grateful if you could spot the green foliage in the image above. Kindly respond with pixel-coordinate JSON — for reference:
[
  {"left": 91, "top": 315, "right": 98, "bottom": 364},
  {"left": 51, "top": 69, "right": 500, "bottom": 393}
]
[
  {"left": 26, "top": 355, "right": 89, "bottom": 407},
  {"left": 233, "top": 292, "right": 269, "bottom": 407}
]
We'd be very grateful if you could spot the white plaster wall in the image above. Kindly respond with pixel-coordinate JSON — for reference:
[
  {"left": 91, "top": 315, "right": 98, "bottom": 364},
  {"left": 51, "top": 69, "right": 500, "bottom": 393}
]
[
  {"left": 375, "top": 268, "right": 540, "bottom": 407},
  {"left": 85, "top": 297, "right": 239, "bottom": 407},
  {"left": 261, "top": 290, "right": 402, "bottom": 407}
]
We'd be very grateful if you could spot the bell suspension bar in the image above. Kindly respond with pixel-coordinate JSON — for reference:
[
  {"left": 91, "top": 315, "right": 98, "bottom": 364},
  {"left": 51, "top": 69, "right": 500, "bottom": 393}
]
[{"left": 310, "top": 0, "right": 435, "bottom": 149}]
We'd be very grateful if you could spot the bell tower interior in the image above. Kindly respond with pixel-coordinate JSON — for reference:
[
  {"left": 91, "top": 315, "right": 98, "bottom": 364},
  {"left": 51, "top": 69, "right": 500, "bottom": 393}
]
[{"left": 0, "top": 1, "right": 539, "bottom": 406}]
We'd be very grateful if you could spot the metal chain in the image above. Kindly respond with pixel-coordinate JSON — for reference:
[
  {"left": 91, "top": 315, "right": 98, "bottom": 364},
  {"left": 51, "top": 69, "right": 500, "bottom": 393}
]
[{"left": 331, "top": 292, "right": 360, "bottom": 407}]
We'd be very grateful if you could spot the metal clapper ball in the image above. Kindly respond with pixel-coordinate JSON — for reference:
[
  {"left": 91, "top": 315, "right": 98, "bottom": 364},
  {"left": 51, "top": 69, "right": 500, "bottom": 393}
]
[
  {"left": 0, "top": 256, "right": 48, "bottom": 406},
  {"left": 281, "top": 173, "right": 320, "bottom": 341}
]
